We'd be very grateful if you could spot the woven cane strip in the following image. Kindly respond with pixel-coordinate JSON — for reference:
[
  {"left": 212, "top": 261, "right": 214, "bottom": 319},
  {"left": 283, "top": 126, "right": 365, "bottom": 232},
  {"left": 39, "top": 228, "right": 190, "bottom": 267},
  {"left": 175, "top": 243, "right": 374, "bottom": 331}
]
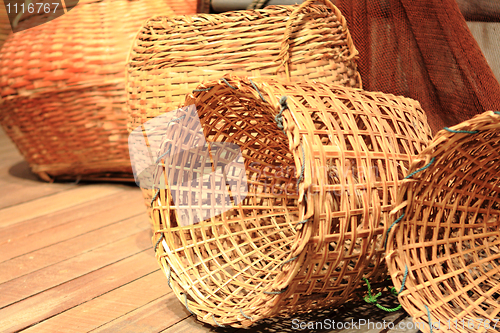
[
  {"left": 151, "top": 75, "right": 432, "bottom": 327},
  {"left": 387, "top": 111, "right": 500, "bottom": 333},
  {"left": 0, "top": 0, "right": 196, "bottom": 181}
]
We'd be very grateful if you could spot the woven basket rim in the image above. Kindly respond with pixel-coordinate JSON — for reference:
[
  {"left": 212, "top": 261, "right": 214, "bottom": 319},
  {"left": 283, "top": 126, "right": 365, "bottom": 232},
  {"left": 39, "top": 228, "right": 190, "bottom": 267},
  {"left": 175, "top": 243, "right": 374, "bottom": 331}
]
[
  {"left": 387, "top": 110, "right": 500, "bottom": 241},
  {"left": 127, "top": 0, "right": 359, "bottom": 71},
  {"left": 386, "top": 110, "right": 500, "bottom": 333},
  {"left": 0, "top": 78, "right": 124, "bottom": 101}
]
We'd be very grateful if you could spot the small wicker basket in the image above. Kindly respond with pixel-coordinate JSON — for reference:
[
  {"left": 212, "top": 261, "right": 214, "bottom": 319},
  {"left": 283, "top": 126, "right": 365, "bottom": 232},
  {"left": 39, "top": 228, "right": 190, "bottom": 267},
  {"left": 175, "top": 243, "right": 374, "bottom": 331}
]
[
  {"left": 386, "top": 111, "right": 500, "bottom": 333},
  {"left": 150, "top": 75, "right": 433, "bottom": 327},
  {"left": 0, "top": 0, "right": 196, "bottom": 181},
  {"left": 127, "top": 0, "right": 362, "bottom": 214}
]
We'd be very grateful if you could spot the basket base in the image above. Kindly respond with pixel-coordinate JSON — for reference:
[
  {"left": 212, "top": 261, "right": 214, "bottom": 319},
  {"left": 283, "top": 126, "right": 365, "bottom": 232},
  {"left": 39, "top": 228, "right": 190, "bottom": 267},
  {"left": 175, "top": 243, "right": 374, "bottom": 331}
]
[{"left": 31, "top": 162, "right": 134, "bottom": 183}]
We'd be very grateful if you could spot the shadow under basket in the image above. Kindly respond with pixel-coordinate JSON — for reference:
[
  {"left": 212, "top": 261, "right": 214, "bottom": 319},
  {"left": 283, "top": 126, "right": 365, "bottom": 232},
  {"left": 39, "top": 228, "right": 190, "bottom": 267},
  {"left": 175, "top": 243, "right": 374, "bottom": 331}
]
[
  {"left": 150, "top": 76, "right": 433, "bottom": 327},
  {"left": 387, "top": 111, "right": 500, "bottom": 333}
]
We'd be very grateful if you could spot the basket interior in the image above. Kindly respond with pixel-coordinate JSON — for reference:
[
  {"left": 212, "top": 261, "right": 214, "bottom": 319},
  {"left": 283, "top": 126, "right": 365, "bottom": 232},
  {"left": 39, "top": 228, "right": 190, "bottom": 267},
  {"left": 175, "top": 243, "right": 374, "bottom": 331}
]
[
  {"left": 152, "top": 89, "right": 301, "bottom": 311},
  {"left": 397, "top": 129, "right": 500, "bottom": 321}
]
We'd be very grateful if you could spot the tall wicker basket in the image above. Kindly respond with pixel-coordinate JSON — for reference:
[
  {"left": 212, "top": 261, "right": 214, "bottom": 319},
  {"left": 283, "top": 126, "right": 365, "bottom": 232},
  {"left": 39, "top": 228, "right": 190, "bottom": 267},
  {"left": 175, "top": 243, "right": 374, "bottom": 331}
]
[
  {"left": 387, "top": 111, "right": 500, "bottom": 333},
  {"left": 0, "top": 0, "right": 196, "bottom": 181},
  {"left": 126, "top": 0, "right": 362, "bottom": 215},
  {"left": 149, "top": 75, "right": 433, "bottom": 327}
]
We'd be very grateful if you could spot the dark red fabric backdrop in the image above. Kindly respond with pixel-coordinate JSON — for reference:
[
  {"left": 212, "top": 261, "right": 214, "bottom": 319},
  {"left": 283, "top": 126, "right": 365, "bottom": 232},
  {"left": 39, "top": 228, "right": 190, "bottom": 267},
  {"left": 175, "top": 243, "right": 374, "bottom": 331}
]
[{"left": 334, "top": 0, "right": 500, "bottom": 133}]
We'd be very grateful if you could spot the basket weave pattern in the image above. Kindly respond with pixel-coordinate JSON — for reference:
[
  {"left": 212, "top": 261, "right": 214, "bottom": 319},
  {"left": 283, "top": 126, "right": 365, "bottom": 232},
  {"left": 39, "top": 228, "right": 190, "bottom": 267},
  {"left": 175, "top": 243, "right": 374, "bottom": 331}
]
[
  {"left": 126, "top": 1, "right": 361, "bottom": 131},
  {"left": 0, "top": 0, "right": 196, "bottom": 181},
  {"left": 151, "top": 76, "right": 433, "bottom": 327},
  {"left": 387, "top": 111, "right": 500, "bottom": 333},
  {"left": 127, "top": 0, "right": 361, "bottom": 213}
]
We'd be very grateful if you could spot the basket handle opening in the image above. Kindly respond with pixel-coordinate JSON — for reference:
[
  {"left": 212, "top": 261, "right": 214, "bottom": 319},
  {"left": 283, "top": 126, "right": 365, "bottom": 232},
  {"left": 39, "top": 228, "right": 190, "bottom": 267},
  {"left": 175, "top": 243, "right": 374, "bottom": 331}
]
[{"left": 275, "top": 0, "right": 357, "bottom": 79}]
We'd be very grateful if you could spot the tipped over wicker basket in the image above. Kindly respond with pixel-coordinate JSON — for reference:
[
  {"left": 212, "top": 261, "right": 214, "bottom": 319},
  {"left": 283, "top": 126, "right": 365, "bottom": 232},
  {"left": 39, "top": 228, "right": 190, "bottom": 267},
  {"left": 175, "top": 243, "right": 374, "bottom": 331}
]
[
  {"left": 0, "top": 0, "right": 196, "bottom": 181},
  {"left": 387, "top": 111, "right": 500, "bottom": 333},
  {"left": 149, "top": 75, "right": 433, "bottom": 327},
  {"left": 127, "top": 0, "right": 362, "bottom": 214}
]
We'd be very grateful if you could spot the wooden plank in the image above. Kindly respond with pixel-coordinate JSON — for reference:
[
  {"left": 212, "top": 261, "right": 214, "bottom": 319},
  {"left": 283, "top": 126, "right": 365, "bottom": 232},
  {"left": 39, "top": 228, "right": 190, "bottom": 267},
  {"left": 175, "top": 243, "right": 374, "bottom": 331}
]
[
  {"left": 20, "top": 270, "right": 170, "bottom": 333},
  {"left": 0, "top": 151, "right": 24, "bottom": 169},
  {"left": 0, "top": 250, "right": 158, "bottom": 333},
  {"left": 92, "top": 292, "right": 191, "bottom": 333},
  {"left": 0, "top": 131, "right": 24, "bottom": 163},
  {"left": 0, "top": 128, "right": 25, "bottom": 157},
  {"left": 0, "top": 126, "right": 12, "bottom": 141},
  {"left": 0, "top": 189, "right": 147, "bottom": 262},
  {"left": 0, "top": 184, "right": 126, "bottom": 228},
  {"left": 0, "top": 142, "right": 20, "bottom": 154},
  {"left": 0, "top": 228, "right": 152, "bottom": 309},
  {"left": 0, "top": 187, "right": 143, "bottom": 245},
  {"left": 0, "top": 135, "right": 12, "bottom": 147},
  {"left": 0, "top": 180, "right": 75, "bottom": 210},
  {"left": 0, "top": 160, "right": 73, "bottom": 211},
  {"left": 0, "top": 214, "right": 148, "bottom": 284}
]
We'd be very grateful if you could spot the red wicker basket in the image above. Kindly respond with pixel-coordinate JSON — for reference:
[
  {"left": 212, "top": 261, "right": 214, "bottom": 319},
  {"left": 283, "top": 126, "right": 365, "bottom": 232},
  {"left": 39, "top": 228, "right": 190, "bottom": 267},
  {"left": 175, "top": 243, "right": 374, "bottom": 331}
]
[{"left": 0, "top": 0, "right": 196, "bottom": 181}]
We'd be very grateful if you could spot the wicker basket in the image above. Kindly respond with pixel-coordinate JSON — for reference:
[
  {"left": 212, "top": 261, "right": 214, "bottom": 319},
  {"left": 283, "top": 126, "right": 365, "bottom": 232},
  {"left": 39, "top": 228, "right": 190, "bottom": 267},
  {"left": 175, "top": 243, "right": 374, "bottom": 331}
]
[
  {"left": 149, "top": 75, "right": 433, "bottom": 327},
  {"left": 0, "top": 0, "right": 196, "bottom": 181},
  {"left": 127, "top": 0, "right": 362, "bottom": 213},
  {"left": 387, "top": 111, "right": 500, "bottom": 333}
]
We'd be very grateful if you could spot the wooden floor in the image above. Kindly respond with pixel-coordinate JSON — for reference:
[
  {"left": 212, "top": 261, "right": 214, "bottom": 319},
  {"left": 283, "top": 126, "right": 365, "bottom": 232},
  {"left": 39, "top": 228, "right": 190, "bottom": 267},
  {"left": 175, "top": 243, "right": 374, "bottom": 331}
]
[{"left": 0, "top": 127, "right": 421, "bottom": 333}]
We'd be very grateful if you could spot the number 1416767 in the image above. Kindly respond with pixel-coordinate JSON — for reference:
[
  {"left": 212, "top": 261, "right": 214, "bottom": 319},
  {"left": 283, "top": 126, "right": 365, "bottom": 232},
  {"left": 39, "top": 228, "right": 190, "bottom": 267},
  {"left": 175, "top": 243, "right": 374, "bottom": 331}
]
[{"left": 6, "top": 2, "right": 59, "bottom": 14}]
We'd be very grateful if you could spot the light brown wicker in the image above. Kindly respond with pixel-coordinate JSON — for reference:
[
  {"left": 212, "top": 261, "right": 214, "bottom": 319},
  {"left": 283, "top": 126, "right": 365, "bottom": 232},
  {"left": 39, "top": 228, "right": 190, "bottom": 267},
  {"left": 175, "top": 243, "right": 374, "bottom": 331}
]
[
  {"left": 150, "top": 75, "right": 433, "bottom": 327},
  {"left": 127, "top": 0, "right": 362, "bottom": 213},
  {"left": 386, "top": 111, "right": 500, "bottom": 333},
  {"left": 127, "top": 0, "right": 361, "bottom": 131},
  {"left": 0, "top": 0, "right": 196, "bottom": 181}
]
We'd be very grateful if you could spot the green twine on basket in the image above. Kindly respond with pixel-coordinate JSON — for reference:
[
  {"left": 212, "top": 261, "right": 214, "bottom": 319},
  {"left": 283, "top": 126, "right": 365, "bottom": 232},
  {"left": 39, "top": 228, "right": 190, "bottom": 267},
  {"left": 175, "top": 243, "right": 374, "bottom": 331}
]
[
  {"left": 362, "top": 277, "right": 402, "bottom": 312},
  {"left": 443, "top": 127, "right": 478, "bottom": 134},
  {"left": 425, "top": 305, "right": 433, "bottom": 333},
  {"left": 362, "top": 266, "right": 408, "bottom": 312}
]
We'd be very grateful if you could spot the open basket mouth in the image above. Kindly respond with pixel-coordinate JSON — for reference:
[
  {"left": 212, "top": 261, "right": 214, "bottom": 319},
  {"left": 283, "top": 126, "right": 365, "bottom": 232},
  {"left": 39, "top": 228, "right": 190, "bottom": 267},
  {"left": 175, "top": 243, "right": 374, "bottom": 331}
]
[
  {"left": 145, "top": 75, "right": 433, "bottom": 327},
  {"left": 149, "top": 78, "right": 302, "bottom": 327},
  {"left": 387, "top": 111, "right": 500, "bottom": 333}
]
